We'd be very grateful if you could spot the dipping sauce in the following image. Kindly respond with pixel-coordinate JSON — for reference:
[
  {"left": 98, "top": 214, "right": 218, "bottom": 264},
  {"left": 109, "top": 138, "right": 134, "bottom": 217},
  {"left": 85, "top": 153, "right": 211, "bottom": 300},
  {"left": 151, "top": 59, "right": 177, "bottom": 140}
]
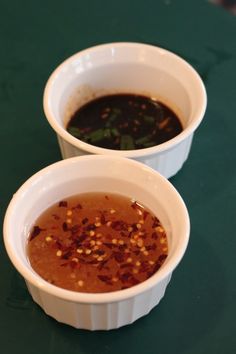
[
  {"left": 27, "top": 193, "right": 168, "bottom": 293},
  {"left": 66, "top": 93, "right": 183, "bottom": 150}
]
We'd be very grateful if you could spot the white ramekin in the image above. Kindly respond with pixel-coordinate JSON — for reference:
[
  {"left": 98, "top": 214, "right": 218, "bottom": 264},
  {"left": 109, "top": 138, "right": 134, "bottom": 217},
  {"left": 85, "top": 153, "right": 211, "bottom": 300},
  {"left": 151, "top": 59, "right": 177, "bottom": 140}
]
[
  {"left": 43, "top": 42, "right": 207, "bottom": 179},
  {"left": 3, "top": 155, "right": 190, "bottom": 330}
]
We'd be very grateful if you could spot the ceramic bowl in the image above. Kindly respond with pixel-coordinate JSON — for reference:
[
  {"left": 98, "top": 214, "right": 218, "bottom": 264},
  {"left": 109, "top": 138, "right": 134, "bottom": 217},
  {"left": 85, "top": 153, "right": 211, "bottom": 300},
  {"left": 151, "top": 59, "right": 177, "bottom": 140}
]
[
  {"left": 3, "top": 155, "right": 190, "bottom": 330},
  {"left": 43, "top": 42, "right": 207, "bottom": 178}
]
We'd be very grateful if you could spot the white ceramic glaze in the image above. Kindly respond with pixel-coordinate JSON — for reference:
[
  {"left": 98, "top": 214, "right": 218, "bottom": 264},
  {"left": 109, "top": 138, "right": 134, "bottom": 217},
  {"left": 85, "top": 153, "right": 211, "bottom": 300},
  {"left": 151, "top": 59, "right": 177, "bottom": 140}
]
[
  {"left": 43, "top": 42, "right": 207, "bottom": 178},
  {"left": 4, "top": 155, "right": 190, "bottom": 330}
]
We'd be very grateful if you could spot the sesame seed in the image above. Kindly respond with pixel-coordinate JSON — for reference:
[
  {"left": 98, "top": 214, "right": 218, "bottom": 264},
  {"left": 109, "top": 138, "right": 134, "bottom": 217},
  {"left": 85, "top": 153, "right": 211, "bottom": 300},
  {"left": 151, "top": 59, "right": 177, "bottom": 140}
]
[
  {"left": 93, "top": 245, "right": 99, "bottom": 251},
  {"left": 72, "top": 257, "right": 79, "bottom": 263},
  {"left": 112, "top": 238, "right": 117, "bottom": 244},
  {"left": 163, "top": 247, "right": 168, "bottom": 252},
  {"left": 128, "top": 226, "right": 133, "bottom": 232},
  {"left": 139, "top": 219, "right": 144, "bottom": 224},
  {"left": 66, "top": 218, "right": 72, "bottom": 224},
  {"left": 106, "top": 221, "right": 112, "bottom": 227},
  {"left": 137, "top": 238, "right": 144, "bottom": 247},
  {"left": 97, "top": 256, "right": 104, "bottom": 261},
  {"left": 96, "top": 232, "right": 102, "bottom": 238},
  {"left": 136, "top": 261, "right": 141, "bottom": 266},
  {"left": 90, "top": 240, "right": 96, "bottom": 246},
  {"left": 136, "top": 223, "right": 142, "bottom": 229},
  {"left": 130, "top": 239, "right": 136, "bottom": 244},
  {"left": 96, "top": 240, "right": 102, "bottom": 246},
  {"left": 76, "top": 248, "right": 83, "bottom": 254},
  {"left": 133, "top": 268, "right": 138, "bottom": 274},
  {"left": 143, "top": 251, "right": 149, "bottom": 256},
  {"left": 134, "top": 234, "right": 139, "bottom": 240},
  {"left": 149, "top": 260, "right": 155, "bottom": 265},
  {"left": 78, "top": 280, "right": 84, "bottom": 287},
  {"left": 112, "top": 277, "right": 118, "bottom": 282},
  {"left": 118, "top": 240, "right": 124, "bottom": 245},
  {"left": 127, "top": 257, "right": 132, "bottom": 263},
  {"left": 140, "top": 246, "right": 146, "bottom": 252},
  {"left": 110, "top": 209, "right": 116, "bottom": 214},
  {"left": 56, "top": 250, "right": 62, "bottom": 257},
  {"left": 137, "top": 209, "right": 143, "bottom": 215},
  {"left": 156, "top": 226, "right": 164, "bottom": 233},
  {"left": 95, "top": 222, "right": 101, "bottom": 227},
  {"left": 45, "top": 236, "right": 52, "bottom": 242},
  {"left": 66, "top": 210, "right": 72, "bottom": 216},
  {"left": 160, "top": 238, "right": 166, "bottom": 244},
  {"left": 89, "top": 230, "right": 95, "bottom": 236},
  {"left": 70, "top": 273, "right": 76, "bottom": 279},
  {"left": 85, "top": 249, "right": 92, "bottom": 255}
]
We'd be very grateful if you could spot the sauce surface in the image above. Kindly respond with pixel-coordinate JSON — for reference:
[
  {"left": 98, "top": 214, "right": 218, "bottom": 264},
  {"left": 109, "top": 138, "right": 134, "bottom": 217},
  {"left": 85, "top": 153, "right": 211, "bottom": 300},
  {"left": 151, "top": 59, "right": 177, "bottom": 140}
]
[
  {"left": 27, "top": 193, "right": 168, "bottom": 293},
  {"left": 66, "top": 93, "right": 183, "bottom": 150}
]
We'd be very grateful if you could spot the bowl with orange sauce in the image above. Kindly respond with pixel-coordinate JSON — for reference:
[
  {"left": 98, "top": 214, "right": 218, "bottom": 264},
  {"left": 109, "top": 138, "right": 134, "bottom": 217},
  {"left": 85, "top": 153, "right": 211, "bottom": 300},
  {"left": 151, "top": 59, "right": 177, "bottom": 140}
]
[{"left": 4, "top": 155, "right": 190, "bottom": 330}]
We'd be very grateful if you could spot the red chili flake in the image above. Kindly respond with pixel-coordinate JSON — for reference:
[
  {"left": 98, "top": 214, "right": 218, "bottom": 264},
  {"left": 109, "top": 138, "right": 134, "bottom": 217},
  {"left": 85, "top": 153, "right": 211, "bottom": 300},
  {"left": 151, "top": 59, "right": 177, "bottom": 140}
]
[
  {"left": 82, "top": 217, "right": 88, "bottom": 225},
  {"left": 151, "top": 232, "right": 158, "bottom": 239},
  {"left": 71, "top": 224, "right": 80, "bottom": 234},
  {"left": 97, "top": 259, "right": 109, "bottom": 270},
  {"left": 113, "top": 251, "right": 125, "bottom": 263},
  {"left": 150, "top": 262, "right": 161, "bottom": 275},
  {"left": 120, "top": 272, "right": 132, "bottom": 282},
  {"left": 111, "top": 220, "right": 126, "bottom": 231},
  {"left": 143, "top": 210, "right": 149, "bottom": 220},
  {"left": 134, "top": 250, "right": 141, "bottom": 256},
  {"left": 60, "top": 262, "right": 68, "bottom": 267},
  {"left": 140, "top": 261, "right": 150, "bottom": 273},
  {"left": 118, "top": 244, "right": 126, "bottom": 252},
  {"left": 52, "top": 214, "right": 60, "bottom": 220},
  {"left": 86, "top": 223, "right": 96, "bottom": 231},
  {"left": 152, "top": 216, "right": 160, "bottom": 228},
  {"left": 61, "top": 250, "right": 72, "bottom": 260},
  {"left": 103, "top": 242, "right": 115, "bottom": 249},
  {"left": 59, "top": 200, "right": 67, "bottom": 207},
  {"left": 29, "top": 226, "right": 43, "bottom": 241},
  {"left": 94, "top": 249, "right": 105, "bottom": 255},
  {"left": 55, "top": 240, "right": 63, "bottom": 249},
  {"left": 97, "top": 275, "right": 113, "bottom": 285},
  {"left": 120, "top": 263, "right": 132, "bottom": 269},
  {"left": 76, "top": 203, "right": 82, "bottom": 209},
  {"left": 76, "top": 234, "right": 87, "bottom": 244},
  {"left": 62, "top": 222, "right": 69, "bottom": 231},
  {"left": 158, "top": 254, "right": 167, "bottom": 262},
  {"left": 88, "top": 259, "right": 99, "bottom": 265},
  {"left": 146, "top": 243, "right": 157, "bottom": 251},
  {"left": 100, "top": 213, "right": 106, "bottom": 225},
  {"left": 131, "top": 223, "right": 138, "bottom": 231}
]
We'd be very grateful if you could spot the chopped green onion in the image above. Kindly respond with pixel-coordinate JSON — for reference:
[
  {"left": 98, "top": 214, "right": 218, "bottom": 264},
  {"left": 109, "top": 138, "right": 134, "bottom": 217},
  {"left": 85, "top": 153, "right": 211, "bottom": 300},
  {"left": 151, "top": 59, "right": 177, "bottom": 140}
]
[
  {"left": 67, "top": 126, "right": 81, "bottom": 138},
  {"left": 111, "top": 128, "right": 120, "bottom": 137},
  {"left": 88, "top": 129, "right": 104, "bottom": 143},
  {"left": 135, "top": 135, "right": 153, "bottom": 145},
  {"left": 120, "top": 135, "right": 135, "bottom": 150},
  {"left": 143, "top": 115, "right": 155, "bottom": 124}
]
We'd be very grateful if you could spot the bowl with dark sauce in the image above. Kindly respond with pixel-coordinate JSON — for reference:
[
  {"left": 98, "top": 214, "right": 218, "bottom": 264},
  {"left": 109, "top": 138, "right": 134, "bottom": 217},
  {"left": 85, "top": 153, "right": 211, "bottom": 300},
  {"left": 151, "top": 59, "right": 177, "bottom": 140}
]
[
  {"left": 4, "top": 155, "right": 190, "bottom": 330},
  {"left": 43, "top": 42, "right": 207, "bottom": 178}
]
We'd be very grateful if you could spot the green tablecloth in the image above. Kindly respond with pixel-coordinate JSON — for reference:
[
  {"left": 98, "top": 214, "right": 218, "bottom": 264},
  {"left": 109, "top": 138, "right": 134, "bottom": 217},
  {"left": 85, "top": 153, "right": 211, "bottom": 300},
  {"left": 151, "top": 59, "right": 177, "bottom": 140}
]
[{"left": 1, "top": 1, "right": 235, "bottom": 353}]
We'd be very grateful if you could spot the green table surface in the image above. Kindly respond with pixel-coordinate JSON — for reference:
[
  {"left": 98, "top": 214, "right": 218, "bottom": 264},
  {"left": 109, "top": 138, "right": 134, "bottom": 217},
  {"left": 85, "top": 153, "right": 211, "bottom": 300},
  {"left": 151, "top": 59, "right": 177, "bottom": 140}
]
[{"left": 1, "top": 0, "right": 236, "bottom": 353}]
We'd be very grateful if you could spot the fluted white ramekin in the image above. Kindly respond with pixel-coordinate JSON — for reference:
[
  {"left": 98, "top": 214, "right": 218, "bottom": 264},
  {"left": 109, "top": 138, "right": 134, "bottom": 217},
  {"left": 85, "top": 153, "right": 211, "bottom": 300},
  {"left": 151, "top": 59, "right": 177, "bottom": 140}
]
[
  {"left": 3, "top": 155, "right": 190, "bottom": 330},
  {"left": 43, "top": 42, "right": 207, "bottom": 178}
]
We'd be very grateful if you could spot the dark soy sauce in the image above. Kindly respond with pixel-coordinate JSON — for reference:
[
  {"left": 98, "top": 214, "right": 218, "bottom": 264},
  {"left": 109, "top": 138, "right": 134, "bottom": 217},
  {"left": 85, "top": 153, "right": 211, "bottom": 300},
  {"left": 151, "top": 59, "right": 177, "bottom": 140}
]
[{"left": 67, "top": 94, "right": 183, "bottom": 150}]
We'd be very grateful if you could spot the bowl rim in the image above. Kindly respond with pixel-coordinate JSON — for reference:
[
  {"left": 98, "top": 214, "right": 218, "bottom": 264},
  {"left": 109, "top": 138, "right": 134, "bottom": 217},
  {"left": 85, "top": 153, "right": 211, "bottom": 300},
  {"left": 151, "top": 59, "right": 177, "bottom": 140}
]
[
  {"left": 3, "top": 155, "right": 190, "bottom": 304},
  {"left": 43, "top": 41, "right": 207, "bottom": 157}
]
